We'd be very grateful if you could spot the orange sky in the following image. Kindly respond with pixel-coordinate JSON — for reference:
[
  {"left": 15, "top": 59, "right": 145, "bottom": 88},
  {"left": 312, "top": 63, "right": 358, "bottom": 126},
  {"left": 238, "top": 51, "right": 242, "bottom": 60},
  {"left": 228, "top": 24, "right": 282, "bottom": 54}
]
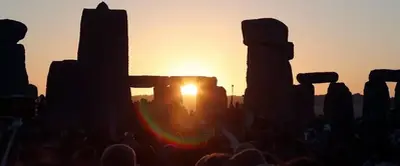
[{"left": 2, "top": 0, "right": 400, "bottom": 96}]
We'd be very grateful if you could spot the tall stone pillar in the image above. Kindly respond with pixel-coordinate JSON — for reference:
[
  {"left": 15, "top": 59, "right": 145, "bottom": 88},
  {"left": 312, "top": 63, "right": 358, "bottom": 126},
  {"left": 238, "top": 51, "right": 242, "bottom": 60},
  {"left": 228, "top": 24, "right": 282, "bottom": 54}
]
[
  {"left": 362, "top": 80, "right": 390, "bottom": 122},
  {"left": 45, "top": 60, "right": 84, "bottom": 131},
  {"left": 78, "top": 2, "right": 133, "bottom": 140},
  {"left": 215, "top": 86, "right": 228, "bottom": 111},
  {"left": 169, "top": 83, "right": 183, "bottom": 105},
  {"left": 362, "top": 80, "right": 390, "bottom": 156},
  {"left": 153, "top": 84, "right": 169, "bottom": 105},
  {"left": 393, "top": 83, "right": 400, "bottom": 128},
  {"left": 324, "top": 82, "right": 354, "bottom": 139},
  {"left": 242, "top": 18, "right": 294, "bottom": 131},
  {"left": 0, "top": 19, "right": 29, "bottom": 96},
  {"left": 293, "top": 84, "right": 315, "bottom": 131},
  {"left": 394, "top": 83, "right": 400, "bottom": 111},
  {"left": 196, "top": 77, "right": 218, "bottom": 124}
]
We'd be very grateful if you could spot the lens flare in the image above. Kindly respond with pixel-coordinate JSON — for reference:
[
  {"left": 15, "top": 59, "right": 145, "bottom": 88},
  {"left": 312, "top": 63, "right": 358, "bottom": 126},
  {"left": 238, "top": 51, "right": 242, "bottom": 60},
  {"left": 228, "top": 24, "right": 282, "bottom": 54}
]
[{"left": 136, "top": 102, "right": 212, "bottom": 149}]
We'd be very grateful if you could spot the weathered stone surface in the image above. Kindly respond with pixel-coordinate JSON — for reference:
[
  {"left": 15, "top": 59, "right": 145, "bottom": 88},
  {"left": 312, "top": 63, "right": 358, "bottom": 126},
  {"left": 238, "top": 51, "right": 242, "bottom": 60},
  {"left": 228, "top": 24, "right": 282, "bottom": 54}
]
[
  {"left": 324, "top": 83, "right": 354, "bottom": 135},
  {"left": 243, "top": 18, "right": 294, "bottom": 132},
  {"left": 296, "top": 72, "right": 338, "bottom": 84},
  {"left": 363, "top": 80, "right": 390, "bottom": 122},
  {"left": 0, "top": 19, "right": 27, "bottom": 44},
  {"left": 0, "top": 44, "right": 29, "bottom": 96},
  {"left": 369, "top": 69, "right": 400, "bottom": 82}
]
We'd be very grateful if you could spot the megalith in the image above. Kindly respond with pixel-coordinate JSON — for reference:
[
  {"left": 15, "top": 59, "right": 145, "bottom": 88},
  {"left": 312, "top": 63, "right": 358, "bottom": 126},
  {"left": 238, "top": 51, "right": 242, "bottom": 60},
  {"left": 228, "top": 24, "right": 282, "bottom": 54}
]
[
  {"left": 362, "top": 80, "right": 390, "bottom": 122},
  {"left": 395, "top": 83, "right": 400, "bottom": 110},
  {"left": 45, "top": 60, "right": 83, "bottom": 131},
  {"left": 324, "top": 82, "right": 354, "bottom": 137},
  {"left": 242, "top": 18, "right": 294, "bottom": 130},
  {"left": 362, "top": 79, "right": 391, "bottom": 155},
  {"left": 296, "top": 72, "right": 339, "bottom": 84},
  {"left": 293, "top": 84, "right": 315, "bottom": 130},
  {"left": 369, "top": 69, "right": 400, "bottom": 82},
  {"left": 77, "top": 2, "right": 133, "bottom": 140},
  {"left": 0, "top": 19, "right": 29, "bottom": 96},
  {"left": 392, "top": 83, "right": 400, "bottom": 128}
]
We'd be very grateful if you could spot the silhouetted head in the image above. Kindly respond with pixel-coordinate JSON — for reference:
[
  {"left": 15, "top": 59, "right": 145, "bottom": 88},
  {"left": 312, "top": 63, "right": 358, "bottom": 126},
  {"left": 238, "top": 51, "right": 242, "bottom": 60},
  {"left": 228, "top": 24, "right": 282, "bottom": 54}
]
[
  {"left": 195, "top": 153, "right": 231, "bottom": 166},
  {"left": 227, "top": 148, "right": 268, "bottom": 166},
  {"left": 101, "top": 144, "right": 137, "bottom": 166},
  {"left": 160, "top": 144, "right": 178, "bottom": 160},
  {"left": 34, "top": 140, "right": 62, "bottom": 166},
  {"left": 195, "top": 154, "right": 210, "bottom": 166}
]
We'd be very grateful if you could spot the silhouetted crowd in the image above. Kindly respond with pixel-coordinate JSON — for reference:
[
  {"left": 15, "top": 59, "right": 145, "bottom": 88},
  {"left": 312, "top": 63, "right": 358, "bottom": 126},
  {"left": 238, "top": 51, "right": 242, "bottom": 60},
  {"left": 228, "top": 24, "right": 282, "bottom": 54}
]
[{"left": 2, "top": 97, "right": 400, "bottom": 166}]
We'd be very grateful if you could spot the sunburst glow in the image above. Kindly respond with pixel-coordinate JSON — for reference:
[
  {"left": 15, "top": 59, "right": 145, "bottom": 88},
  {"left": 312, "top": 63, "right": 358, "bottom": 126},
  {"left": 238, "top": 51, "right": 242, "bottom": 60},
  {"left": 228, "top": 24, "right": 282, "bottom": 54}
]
[{"left": 181, "top": 84, "right": 197, "bottom": 96}]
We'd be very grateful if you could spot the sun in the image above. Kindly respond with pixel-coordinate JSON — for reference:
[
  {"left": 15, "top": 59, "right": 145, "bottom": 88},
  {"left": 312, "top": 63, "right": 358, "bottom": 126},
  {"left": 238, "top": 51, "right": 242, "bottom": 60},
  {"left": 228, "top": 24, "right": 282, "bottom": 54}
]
[{"left": 181, "top": 84, "right": 198, "bottom": 96}]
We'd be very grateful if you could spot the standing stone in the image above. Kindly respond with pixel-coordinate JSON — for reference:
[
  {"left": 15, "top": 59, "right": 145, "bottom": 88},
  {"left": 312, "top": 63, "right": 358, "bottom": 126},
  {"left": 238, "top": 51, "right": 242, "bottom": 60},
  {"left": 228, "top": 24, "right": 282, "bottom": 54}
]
[
  {"left": 0, "top": 19, "right": 29, "bottom": 96},
  {"left": 216, "top": 86, "right": 228, "bottom": 111},
  {"left": 45, "top": 60, "right": 83, "bottom": 131},
  {"left": 169, "top": 83, "right": 183, "bottom": 105},
  {"left": 196, "top": 86, "right": 214, "bottom": 124},
  {"left": 153, "top": 84, "right": 169, "bottom": 105},
  {"left": 78, "top": 2, "right": 133, "bottom": 140},
  {"left": 242, "top": 18, "right": 294, "bottom": 131},
  {"left": 197, "top": 85, "right": 227, "bottom": 127},
  {"left": 26, "top": 84, "right": 38, "bottom": 99},
  {"left": 196, "top": 77, "right": 218, "bottom": 116},
  {"left": 324, "top": 82, "right": 354, "bottom": 138},
  {"left": 293, "top": 84, "right": 315, "bottom": 131},
  {"left": 362, "top": 80, "right": 390, "bottom": 122},
  {"left": 215, "top": 86, "right": 228, "bottom": 128},
  {"left": 392, "top": 83, "right": 400, "bottom": 128},
  {"left": 211, "top": 86, "right": 228, "bottom": 120},
  {"left": 395, "top": 83, "right": 400, "bottom": 110},
  {"left": 294, "top": 72, "right": 339, "bottom": 132},
  {"left": 362, "top": 80, "right": 391, "bottom": 156}
]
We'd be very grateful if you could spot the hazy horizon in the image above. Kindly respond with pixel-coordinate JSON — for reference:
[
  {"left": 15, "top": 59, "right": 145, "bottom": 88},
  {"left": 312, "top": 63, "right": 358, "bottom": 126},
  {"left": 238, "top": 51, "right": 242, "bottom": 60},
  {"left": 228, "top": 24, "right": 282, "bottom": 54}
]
[{"left": 2, "top": 0, "right": 400, "bottom": 96}]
